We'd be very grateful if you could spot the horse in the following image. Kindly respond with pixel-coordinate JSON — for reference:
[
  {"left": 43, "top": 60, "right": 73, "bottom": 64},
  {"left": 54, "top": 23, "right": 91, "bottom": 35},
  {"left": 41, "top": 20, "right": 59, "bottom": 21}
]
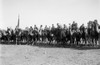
[
  {"left": 92, "top": 20, "right": 99, "bottom": 46},
  {"left": 98, "top": 25, "right": 100, "bottom": 45},
  {"left": 15, "top": 28, "right": 22, "bottom": 44},
  {"left": 0, "top": 30, "right": 2, "bottom": 42},
  {"left": 65, "top": 28, "right": 71, "bottom": 45},
  {"left": 20, "top": 30, "right": 29, "bottom": 44},
  {"left": 32, "top": 29, "right": 39, "bottom": 43},
  {"left": 87, "top": 20, "right": 99, "bottom": 46},
  {"left": 79, "top": 24, "right": 87, "bottom": 45},
  {"left": 50, "top": 26, "right": 57, "bottom": 44},
  {"left": 54, "top": 25, "right": 63, "bottom": 44},
  {"left": 0, "top": 30, "right": 8, "bottom": 44},
  {"left": 60, "top": 28, "right": 67, "bottom": 45},
  {"left": 28, "top": 27, "right": 34, "bottom": 44},
  {"left": 44, "top": 28, "right": 53, "bottom": 44},
  {"left": 70, "top": 22, "right": 78, "bottom": 46}
]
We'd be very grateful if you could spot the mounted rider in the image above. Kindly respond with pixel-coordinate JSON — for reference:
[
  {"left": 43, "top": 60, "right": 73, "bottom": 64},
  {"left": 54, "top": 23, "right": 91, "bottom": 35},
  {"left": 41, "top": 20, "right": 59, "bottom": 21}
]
[
  {"left": 33, "top": 25, "right": 39, "bottom": 41},
  {"left": 39, "top": 25, "right": 43, "bottom": 41},
  {"left": 70, "top": 21, "right": 78, "bottom": 45},
  {"left": 71, "top": 21, "right": 78, "bottom": 32}
]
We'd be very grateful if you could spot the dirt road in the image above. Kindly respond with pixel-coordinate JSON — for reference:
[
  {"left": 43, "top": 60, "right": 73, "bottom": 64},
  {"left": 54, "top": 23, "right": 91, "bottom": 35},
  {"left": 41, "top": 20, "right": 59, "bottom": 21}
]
[{"left": 0, "top": 45, "right": 100, "bottom": 65}]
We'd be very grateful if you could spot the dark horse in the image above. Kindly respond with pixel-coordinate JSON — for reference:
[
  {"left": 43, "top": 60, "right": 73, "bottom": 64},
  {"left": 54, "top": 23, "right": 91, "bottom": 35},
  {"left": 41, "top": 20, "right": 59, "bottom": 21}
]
[
  {"left": 87, "top": 20, "right": 99, "bottom": 46},
  {"left": 79, "top": 24, "right": 87, "bottom": 45}
]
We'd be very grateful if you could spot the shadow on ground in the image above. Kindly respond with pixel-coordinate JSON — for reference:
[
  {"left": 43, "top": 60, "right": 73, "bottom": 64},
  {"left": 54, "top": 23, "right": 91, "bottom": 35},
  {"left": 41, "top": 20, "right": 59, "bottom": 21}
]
[
  {"left": 33, "top": 43, "right": 100, "bottom": 50},
  {"left": 0, "top": 41, "right": 100, "bottom": 50}
]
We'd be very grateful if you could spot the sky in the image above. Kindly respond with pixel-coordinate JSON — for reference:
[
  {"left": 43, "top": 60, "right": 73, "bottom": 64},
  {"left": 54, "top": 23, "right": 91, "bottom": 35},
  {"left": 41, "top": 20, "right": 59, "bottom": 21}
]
[{"left": 0, "top": 0, "right": 100, "bottom": 29}]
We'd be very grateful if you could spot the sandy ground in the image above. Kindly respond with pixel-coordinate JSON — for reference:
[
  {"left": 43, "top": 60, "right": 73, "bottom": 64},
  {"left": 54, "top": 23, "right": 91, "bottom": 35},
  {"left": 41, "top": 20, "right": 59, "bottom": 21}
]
[{"left": 0, "top": 44, "right": 100, "bottom": 65}]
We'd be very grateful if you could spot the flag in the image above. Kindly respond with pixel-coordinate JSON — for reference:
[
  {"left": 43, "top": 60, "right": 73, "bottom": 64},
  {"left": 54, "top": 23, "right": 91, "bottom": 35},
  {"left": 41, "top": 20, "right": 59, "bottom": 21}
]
[{"left": 16, "top": 14, "right": 20, "bottom": 29}]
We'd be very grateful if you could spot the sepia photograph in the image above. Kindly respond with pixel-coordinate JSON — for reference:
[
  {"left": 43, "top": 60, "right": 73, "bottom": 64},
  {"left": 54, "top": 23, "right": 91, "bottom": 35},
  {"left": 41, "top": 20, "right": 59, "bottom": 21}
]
[{"left": 0, "top": 0, "right": 100, "bottom": 65}]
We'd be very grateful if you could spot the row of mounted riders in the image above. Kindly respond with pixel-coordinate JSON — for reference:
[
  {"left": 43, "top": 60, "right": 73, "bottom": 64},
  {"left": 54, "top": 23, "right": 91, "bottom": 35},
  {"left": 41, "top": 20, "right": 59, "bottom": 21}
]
[{"left": 0, "top": 20, "right": 100, "bottom": 46}]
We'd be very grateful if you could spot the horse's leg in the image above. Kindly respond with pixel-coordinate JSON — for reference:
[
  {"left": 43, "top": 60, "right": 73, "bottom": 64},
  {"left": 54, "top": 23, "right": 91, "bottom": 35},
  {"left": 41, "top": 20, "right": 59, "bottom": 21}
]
[
  {"left": 27, "top": 35, "right": 29, "bottom": 44},
  {"left": 70, "top": 34, "right": 73, "bottom": 46},
  {"left": 16, "top": 35, "right": 17, "bottom": 45},
  {"left": 76, "top": 38, "right": 78, "bottom": 46},
  {"left": 29, "top": 35, "right": 32, "bottom": 45},
  {"left": 7, "top": 35, "right": 10, "bottom": 44},
  {"left": 91, "top": 37, "right": 94, "bottom": 46},
  {"left": 33, "top": 35, "right": 35, "bottom": 45},
  {"left": 80, "top": 38, "right": 82, "bottom": 45},
  {"left": 41, "top": 34, "right": 43, "bottom": 42},
  {"left": 84, "top": 37, "right": 87, "bottom": 46},
  {"left": 95, "top": 38, "right": 98, "bottom": 46},
  {"left": 71, "top": 36, "right": 74, "bottom": 46},
  {"left": 47, "top": 35, "right": 51, "bottom": 44},
  {"left": 82, "top": 37, "right": 85, "bottom": 45},
  {"left": 87, "top": 36, "right": 90, "bottom": 46},
  {"left": 13, "top": 35, "right": 16, "bottom": 44}
]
